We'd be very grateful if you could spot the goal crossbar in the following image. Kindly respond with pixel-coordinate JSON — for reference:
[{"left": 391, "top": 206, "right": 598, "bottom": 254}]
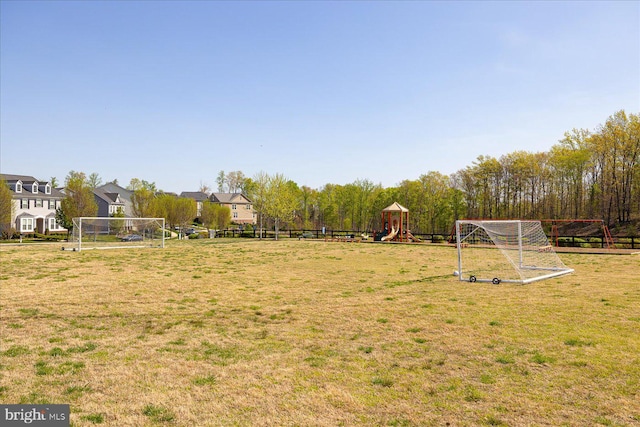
[{"left": 70, "top": 217, "right": 166, "bottom": 252}]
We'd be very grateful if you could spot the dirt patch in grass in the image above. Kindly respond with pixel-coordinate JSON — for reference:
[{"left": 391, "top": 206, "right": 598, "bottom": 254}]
[{"left": 1, "top": 240, "right": 639, "bottom": 426}]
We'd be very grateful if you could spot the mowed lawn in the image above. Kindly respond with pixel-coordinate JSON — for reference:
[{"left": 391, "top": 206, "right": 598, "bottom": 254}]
[{"left": 1, "top": 240, "right": 638, "bottom": 426}]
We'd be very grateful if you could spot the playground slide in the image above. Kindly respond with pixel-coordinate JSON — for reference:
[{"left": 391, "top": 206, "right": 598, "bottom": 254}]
[
  {"left": 381, "top": 226, "right": 398, "bottom": 241},
  {"left": 406, "top": 231, "right": 421, "bottom": 242}
]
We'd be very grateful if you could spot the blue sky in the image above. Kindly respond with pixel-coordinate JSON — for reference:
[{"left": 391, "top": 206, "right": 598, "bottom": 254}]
[{"left": 1, "top": 1, "right": 638, "bottom": 192}]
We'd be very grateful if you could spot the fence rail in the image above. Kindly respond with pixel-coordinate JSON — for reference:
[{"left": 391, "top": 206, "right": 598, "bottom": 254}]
[{"left": 217, "top": 229, "right": 639, "bottom": 250}]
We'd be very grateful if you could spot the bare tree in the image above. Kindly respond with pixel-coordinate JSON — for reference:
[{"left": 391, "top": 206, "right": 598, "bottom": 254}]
[{"left": 199, "top": 181, "right": 211, "bottom": 195}]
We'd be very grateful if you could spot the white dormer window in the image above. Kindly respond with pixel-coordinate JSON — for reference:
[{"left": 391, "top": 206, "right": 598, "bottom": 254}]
[
  {"left": 32, "top": 183, "right": 38, "bottom": 194},
  {"left": 16, "top": 181, "right": 22, "bottom": 193},
  {"left": 45, "top": 183, "right": 51, "bottom": 194}
]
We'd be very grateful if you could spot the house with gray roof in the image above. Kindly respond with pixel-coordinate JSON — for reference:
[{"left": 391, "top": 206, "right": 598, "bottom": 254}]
[
  {"left": 93, "top": 187, "right": 125, "bottom": 217},
  {"left": 209, "top": 193, "right": 256, "bottom": 225},
  {"left": 98, "top": 182, "right": 134, "bottom": 217},
  {"left": 1, "top": 173, "right": 66, "bottom": 234}
]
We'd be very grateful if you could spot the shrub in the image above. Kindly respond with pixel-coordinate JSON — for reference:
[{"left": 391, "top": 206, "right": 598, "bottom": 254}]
[
  {"left": 557, "top": 237, "right": 590, "bottom": 248},
  {"left": 1, "top": 226, "right": 18, "bottom": 240}
]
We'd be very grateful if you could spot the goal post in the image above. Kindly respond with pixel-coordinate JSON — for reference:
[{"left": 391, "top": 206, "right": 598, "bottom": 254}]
[
  {"left": 69, "top": 217, "right": 166, "bottom": 251},
  {"left": 454, "top": 220, "right": 573, "bottom": 284}
]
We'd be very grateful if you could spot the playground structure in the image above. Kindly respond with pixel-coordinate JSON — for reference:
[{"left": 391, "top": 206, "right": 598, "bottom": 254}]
[
  {"left": 378, "top": 202, "right": 409, "bottom": 242},
  {"left": 544, "top": 219, "right": 615, "bottom": 249}
]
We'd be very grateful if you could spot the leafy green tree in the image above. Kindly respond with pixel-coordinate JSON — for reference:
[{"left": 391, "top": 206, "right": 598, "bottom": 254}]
[
  {"left": 201, "top": 201, "right": 231, "bottom": 233},
  {"left": 298, "top": 186, "right": 317, "bottom": 229},
  {"left": 110, "top": 208, "right": 127, "bottom": 235},
  {"left": 419, "top": 172, "right": 451, "bottom": 233},
  {"left": 216, "top": 170, "right": 226, "bottom": 192},
  {"left": 127, "top": 178, "right": 156, "bottom": 192},
  {"left": 154, "top": 194, "right": 176, "bottom": 230},
  {"left": 0, "top": 179, "right": 14, "bottom": 238},
  {"left": 251, "top": 171, "right": 270, "bottom": 239},
  {"left": 263, "top": 173, "right": 298, "bottom": 240},
  {"left": 351, "top": 179, "right": 382, "bottom": 232},
  {"left": 316, "top": 184, "right": 339, "bottom": 230},
  {"left": 88, "top": 172, "right": 102, "bottom": 189},
  {"left": 600, "top": 111, "right": 640, "bottom": 223},
  {"left": 131, "top": 187, "right": 157, "bottom": 217},
  {"left": 58, "top": 171, "right": 98, "bottom": 236},
  {"left": 155, "top": 194, "right": 195, "bottom": 234},
  {"left": 396, "top": 179, "right": 421, "bottom": 229},
  {"left": 174, "top": 197, "right": 197, "bottom": 231},
  {"left": 549, "top": 138, "right": 590, "bottom": 218}
]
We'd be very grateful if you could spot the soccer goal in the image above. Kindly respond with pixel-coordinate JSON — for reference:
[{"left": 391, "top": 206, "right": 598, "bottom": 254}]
[
  {"left": 454, "top": 220, "right": 573, "bottom": 284},
  {"left": 69, "top": 217, "right": 166, "bottom": 251}
]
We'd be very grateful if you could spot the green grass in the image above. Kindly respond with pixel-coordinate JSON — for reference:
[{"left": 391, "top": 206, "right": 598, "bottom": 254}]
[
  {"left": 80, "top": 413, "right": 104, "bottom": 424},
  {"left": 142, "top": 404, "right": 175, "bottom": 423},
  {"left": 0, "top": 240, "right": 638, "bottom": 426}
]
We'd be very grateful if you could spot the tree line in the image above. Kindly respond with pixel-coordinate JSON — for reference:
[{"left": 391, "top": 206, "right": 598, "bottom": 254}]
[
  {"left": 2, "top": 110, "right": 638, "bottom": 237},
  {"left": 241, "top": 110, "right": 639, "bottom": 234}
]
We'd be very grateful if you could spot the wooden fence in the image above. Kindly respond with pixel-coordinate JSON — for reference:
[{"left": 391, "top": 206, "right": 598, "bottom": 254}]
[{"left": 217, "top": 229, "right": 640, "bottom": 250}]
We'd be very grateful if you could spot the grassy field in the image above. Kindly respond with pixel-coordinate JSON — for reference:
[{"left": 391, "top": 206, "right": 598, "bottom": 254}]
[{"left": 1, "top": 240, "right": 639, "bottom": 426}]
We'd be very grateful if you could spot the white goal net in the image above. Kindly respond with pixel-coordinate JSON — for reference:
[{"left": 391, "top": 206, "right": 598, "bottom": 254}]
[
  {"left": 454, "top": 220, "right": 573, "bottom": 284},
  {"left": 69, "top": 217, "right": 166, "bottom": 251}
]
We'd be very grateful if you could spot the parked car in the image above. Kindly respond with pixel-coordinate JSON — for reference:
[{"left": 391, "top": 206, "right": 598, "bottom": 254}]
[
  {"left": 121, "top": 234, "right": 143, "bottom": 242},
  {"left": 184, "top": 228, "right": 198, "bottom": 235}
]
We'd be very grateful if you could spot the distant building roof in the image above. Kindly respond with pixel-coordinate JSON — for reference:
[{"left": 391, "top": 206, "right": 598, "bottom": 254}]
[
  {"left": 210, "top": 193, "right": 252, "bottom": 204},
  {"left": 180, "top": 191, "right": 209, "bottom": 201},
  {"left": 1, "top": 174, "right": 42, "bottom": 184},
  {"left": 382, "top": 202, "right": 409, "bottom": 213},
  {"left": 94, "top": 187, "right": 123, "bottom": 204},
  {"left": 98, "top": 182, "right": 133, "bottom": 199}
]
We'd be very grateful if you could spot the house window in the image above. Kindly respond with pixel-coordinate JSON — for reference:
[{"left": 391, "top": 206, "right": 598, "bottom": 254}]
[
  {"left": 232, "top": 204, "right": 237, "bottom": 210},
  {"left": 20, "top": 218, "right": 34, "bottom": 232},
  {"left": 21, "top": 199, "right": 29, "bottom": 209},
  {"left": 45, "top": 184, "right": 51, "bottom": 194},
  {"left": 36, "top": 199, "right": 43, "bottom": 207},
  {"left": 16, "top": 182, "right": 22, "bottom": 193},
  {"left": 48, "top": 200, "right": 55, "bottom": 209},
  {"left": 246, "top": 204, "right": 251, "bottom": 209},
  {"left": 49, "top": 218, "right": 57, "bottom": 230},
  {"left": 31, "top": 183, "right": 38, "bottom": 194},
  {"left": 233, "top": 212, "right": 238, "bottom": 219}
]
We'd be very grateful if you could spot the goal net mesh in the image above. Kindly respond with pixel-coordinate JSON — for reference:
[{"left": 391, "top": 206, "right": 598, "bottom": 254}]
[
  {"left": 455, "top": 220, "right": 573, "bottom": 284},
  {"left": 70, "top": 217, "right": 165, "bottom": 251}
]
